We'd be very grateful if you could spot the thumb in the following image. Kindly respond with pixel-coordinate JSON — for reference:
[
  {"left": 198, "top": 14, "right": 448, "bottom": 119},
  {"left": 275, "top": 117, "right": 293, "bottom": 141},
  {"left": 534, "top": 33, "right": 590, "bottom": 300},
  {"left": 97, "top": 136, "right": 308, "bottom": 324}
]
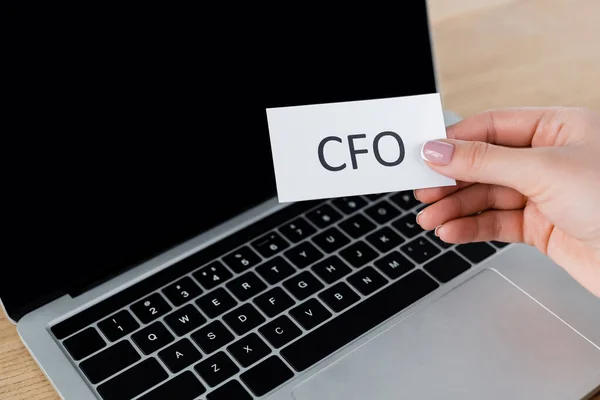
[{"left": 421, "top": 139, "right": 550, "bottom": 196}]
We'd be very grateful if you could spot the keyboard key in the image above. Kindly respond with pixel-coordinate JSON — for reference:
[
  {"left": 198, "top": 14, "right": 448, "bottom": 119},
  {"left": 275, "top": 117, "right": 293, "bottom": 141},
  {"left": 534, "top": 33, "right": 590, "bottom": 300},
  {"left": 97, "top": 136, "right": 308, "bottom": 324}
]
[
  {"left": 281, "top": 270, "right": 439, "bottom": 372},
  {"left": 195, "top": 351, "right": 239, "bottom": 387},
  {"left": 339, "top": 213, "right": 376, "bottom": 238},
  {"left": 278, "top": 217, "right": 316, "bottom": 243},
  {"left": 426, "top": 230, "right": 453, "bottom": 249},
  {"left": 312, "top": 227, "right": 351, "bottom": 253},
  {"left": 318, "top": 282, "right": 360, "bottom": 312},
  {"left": 424, "top": 250, "right": 471, "bottom": 283},
  {"left": 256, "top": 256, "right": 296, "bottom": 284},
  {"left": 97, "top": 358, "right": 167, "bottom": 400},
  {"left": 207, "top": 380, "right": 252, "bottom": 400},
  {"left": 283, "top": 271, "right": 324, "bottom": 301},
  {"left": 306, "top": 204, "right": 342, "bottom": 228},
  {"left": 227, "top": 333, "right": 271, "bottom": 367},
  {"left": 339, "top": 241, "right": 378, "bottom": 268},
  {"left": 366, "top": 226, "right": 405, "bottom": 253},
  {"left": 364, "top": 200, "right": 400, "bottom": 224},
  {"left": 284, "top": 241, "right": 323, "bottom": 268},
  {"left": 390, "top": 190, "right": 420, "bottom": 210},
  {"left": 164, "top": 304, "right": 207, "bottom": 336},
  {"left": 223, "top": 246, "right": 262, "bottom": 273},
  {"left": 289, "top": 298, "right": 332, "bottom": 330},
  {"left": 196, "top": 288, "right": 237, "bottom": 319},
  {"left": 193, "top": 261, "right": 233, "bottom": 291},
  {"left": 240, "top": 356, "right": 294, "bottom": 397},
  {"left": 251, "top": 231, "right": 290, "bottom": 258},
  {"left": 311, "top": 255, "right": 352, "bottom": 284},
  {"left": 162, "top": 277, "right": 202, "bottom": 307},
  {"left": 456, "top": 242, "right": 497, "bottom": 263},
  {"left": 63, "top": 327, "right": 105, "bottom": 361},
  {"left": 139, "top": 371, "right": 206, "bottom": 400},
  {"left": 191, "top": 321, "right": 234, "bottom": 354},
  {"left": 401, "top": 237, "right": 441, "bottom": 264},
  {"left": 131, "top": 293, "right": 172, "bottom": 324},
  {"left": 259, "top": 315, "right": 302, "bottom": 348},
  {"left": 226, "top": 271, "right": 267, "bottom": 301},
  {"left": 80, "top": 340, "right": 141, "bottom": 384},
  {"left": 158, "top": 338, "right": 202, "bottom": 373},
  {"left": 132, "top": 321, "right": 174, "bottom": 355},
  {"left": 491, "top": 241, "right": 510, "bottom": 249},
  {"left": 331, "top": 196, "right": 367, "bottom": 214},
  {"left": 223, "top": 303, "right": 266, "bottom": 336},
  {"left": 374, "top": 251, "right": 415, "bottom": 279},
  {"left": 98, "top": 310, "right": 139, "bottom": 343},
  {"left": 365, "top": 193, "right": 386, "bottom": 201},
  {"left": 391, "top": 213, "right": 423, "bottom": 238},
  {"left": 347, "top": 266, "right": 388, "bottom": 296},
  {"left": 253, "top": 287, "right": 295, "bottom": 318}
]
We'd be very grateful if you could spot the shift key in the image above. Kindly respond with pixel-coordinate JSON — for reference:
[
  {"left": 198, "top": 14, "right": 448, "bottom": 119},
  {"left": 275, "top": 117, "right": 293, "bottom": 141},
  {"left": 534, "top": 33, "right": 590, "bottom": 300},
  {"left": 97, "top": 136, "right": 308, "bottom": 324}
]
[
  {"left": 97, "top": 358, "right": 168, "bottom": 400},
  {"left": 80, "top": 340, "right": 141, "bottom": 384}
]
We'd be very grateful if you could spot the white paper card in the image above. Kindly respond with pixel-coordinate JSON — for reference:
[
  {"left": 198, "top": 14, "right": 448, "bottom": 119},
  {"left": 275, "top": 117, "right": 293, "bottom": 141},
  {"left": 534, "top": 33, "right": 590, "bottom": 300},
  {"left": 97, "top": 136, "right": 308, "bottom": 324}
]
[{"left": 266, "top": 93, "right": 456, "bottom": 202}]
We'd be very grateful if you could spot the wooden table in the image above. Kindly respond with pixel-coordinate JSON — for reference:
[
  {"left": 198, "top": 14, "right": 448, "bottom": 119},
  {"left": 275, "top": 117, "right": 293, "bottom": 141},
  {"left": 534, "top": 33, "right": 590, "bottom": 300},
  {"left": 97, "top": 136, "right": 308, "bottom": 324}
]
[{"left": 2, "top": 0, "right": 599, "bottom": 398}]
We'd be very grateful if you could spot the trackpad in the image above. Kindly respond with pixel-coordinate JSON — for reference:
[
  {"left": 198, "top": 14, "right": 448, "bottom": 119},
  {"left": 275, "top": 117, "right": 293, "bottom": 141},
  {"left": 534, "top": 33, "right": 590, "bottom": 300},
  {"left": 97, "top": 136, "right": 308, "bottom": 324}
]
[{"left": 292, "top": 269, "right": 600, "bottom": 400}]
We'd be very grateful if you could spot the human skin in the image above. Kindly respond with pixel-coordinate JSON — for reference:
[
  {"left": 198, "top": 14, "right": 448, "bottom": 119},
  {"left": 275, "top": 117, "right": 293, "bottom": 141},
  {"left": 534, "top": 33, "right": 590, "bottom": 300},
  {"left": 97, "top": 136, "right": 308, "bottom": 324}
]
[{"left": 415, "top": 107, "right": 600, "bottom": 298}]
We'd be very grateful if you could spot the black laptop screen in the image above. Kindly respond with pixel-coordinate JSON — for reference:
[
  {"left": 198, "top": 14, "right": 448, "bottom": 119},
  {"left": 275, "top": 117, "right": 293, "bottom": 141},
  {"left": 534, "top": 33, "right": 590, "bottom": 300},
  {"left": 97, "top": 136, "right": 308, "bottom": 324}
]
[{"left": 2, "top": 3, "right": 437, "bottom": 321}]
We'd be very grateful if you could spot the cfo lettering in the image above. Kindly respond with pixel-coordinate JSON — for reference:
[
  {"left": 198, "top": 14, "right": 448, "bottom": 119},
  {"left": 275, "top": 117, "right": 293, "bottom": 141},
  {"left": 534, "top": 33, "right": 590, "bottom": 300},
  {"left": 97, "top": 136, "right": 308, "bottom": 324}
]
[{"left": 317, "top": 131, "right": 405, "bottom": 172}]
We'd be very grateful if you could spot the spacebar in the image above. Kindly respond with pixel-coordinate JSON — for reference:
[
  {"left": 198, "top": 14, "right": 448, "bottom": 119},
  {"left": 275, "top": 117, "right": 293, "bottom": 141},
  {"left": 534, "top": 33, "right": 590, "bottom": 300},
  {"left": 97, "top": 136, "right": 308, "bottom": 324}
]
[{"left": 281, "top": 269, "right": 439, "bottom": 372}]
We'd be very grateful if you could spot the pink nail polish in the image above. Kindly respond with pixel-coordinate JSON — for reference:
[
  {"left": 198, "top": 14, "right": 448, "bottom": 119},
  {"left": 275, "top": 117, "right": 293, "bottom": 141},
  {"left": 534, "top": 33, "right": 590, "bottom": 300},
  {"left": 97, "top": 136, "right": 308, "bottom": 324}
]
[{"left": 421, "top": 140, "right": 455, "bottom": 165}]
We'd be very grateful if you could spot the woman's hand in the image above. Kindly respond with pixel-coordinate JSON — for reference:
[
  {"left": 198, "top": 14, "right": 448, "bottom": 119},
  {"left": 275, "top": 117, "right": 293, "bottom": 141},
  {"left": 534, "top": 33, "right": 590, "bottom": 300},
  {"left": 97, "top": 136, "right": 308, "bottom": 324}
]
[{"left": 415, "top": 107, "right": 600, "bottom": 297}]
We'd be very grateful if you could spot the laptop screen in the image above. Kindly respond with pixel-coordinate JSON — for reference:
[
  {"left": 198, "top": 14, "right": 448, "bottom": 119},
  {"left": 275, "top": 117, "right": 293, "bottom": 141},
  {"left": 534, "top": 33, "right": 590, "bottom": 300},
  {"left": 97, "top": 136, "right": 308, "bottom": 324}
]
[{"left": 2, "top": 3, "right": 437, "bottom": 321}]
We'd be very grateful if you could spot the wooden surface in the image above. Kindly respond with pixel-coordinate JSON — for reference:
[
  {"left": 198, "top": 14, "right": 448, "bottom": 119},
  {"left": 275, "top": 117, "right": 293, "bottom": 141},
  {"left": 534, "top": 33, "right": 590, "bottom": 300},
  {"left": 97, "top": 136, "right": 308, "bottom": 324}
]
[{"left": 2, "top": 0, "right": 599, "bottom": 399}]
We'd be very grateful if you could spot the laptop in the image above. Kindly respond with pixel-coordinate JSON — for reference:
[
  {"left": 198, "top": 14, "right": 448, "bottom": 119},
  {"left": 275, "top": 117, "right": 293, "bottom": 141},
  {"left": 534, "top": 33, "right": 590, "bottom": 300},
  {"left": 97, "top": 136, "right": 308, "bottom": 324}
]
[{"left": 2, "top": 2, "right": 600, "bottom": 399}]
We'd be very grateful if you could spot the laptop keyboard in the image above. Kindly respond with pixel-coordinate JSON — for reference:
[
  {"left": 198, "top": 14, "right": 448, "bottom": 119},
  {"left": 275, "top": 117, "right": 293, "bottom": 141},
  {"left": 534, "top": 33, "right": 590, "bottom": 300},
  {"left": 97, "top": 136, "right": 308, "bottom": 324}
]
[{"left": 53, "top": 191, "right": 506, "bottom": 400}]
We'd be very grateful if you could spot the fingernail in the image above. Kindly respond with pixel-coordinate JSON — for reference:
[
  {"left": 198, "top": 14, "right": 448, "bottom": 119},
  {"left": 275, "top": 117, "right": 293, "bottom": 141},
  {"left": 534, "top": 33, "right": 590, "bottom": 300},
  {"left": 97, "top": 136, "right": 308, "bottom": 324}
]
[
  {"left": 413, "top": 190, "right": 419, "bottom": 201},
  {"left": 416, "top": 210, "right": 424, "bottom": 224},
  {"left": 421, "top": 140, "right": 455, "bottom": 165},
  {"left": 434, "top": 225, "right": 442, "bottom": 237}
]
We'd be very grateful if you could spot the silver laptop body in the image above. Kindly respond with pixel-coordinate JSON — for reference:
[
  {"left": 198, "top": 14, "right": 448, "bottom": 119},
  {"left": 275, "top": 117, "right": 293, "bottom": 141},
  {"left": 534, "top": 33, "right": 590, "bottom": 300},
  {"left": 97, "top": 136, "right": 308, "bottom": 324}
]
[{"left": 4, "top": 2, "right": 600, "bottom": 400}]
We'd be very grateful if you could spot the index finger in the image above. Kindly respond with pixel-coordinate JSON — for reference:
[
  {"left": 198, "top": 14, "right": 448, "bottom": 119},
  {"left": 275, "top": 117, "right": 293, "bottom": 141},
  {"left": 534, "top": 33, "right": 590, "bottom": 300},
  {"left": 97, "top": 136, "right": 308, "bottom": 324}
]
[{"left": 446, "top": 107, "right": 565, "bottom": 147}]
